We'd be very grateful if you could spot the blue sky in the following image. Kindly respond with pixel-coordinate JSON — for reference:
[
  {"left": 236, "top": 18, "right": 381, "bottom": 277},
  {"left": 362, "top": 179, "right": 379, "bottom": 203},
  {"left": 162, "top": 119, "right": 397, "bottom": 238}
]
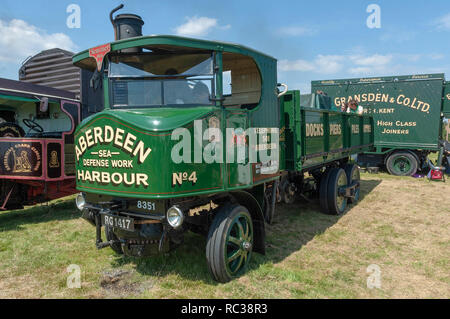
[{"left": 1, "top": 0, "right": 450, "bottom": 92}]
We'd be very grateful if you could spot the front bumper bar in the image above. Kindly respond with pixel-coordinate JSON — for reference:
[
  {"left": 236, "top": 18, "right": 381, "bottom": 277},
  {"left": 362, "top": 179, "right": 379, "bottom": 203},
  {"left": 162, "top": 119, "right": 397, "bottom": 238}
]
[{"left": 84, "top": 206, "right": 167, "bottom": 253}]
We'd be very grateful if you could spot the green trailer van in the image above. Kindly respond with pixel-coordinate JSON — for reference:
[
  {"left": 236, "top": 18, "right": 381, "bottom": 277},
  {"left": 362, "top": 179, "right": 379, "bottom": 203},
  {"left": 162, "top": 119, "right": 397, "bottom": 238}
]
[
  {"left": 72, "top": 5, "right": 373, "bottom": 282},
  {"left": 312, "top": 74, "right": 450, "bottom": 176}
]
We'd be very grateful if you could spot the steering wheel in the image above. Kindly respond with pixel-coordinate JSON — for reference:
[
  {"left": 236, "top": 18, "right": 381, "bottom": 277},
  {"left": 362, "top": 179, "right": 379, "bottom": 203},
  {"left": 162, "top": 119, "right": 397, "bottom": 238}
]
[{"left": 23, "top": 119, "right": 44, "bottom": 134}]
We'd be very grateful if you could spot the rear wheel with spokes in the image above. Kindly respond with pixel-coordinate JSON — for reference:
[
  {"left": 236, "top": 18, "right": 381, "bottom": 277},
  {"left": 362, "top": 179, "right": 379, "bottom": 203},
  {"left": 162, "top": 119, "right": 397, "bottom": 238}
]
[{"left": 207, "top": 205, "right": 253, "bottom": 283}]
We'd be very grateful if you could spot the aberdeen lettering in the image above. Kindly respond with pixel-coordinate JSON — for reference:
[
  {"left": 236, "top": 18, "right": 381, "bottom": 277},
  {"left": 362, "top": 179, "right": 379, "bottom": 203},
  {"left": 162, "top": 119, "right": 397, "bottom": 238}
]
[{"left": 75, "top": 126, "right": 152, "bottom": 163}]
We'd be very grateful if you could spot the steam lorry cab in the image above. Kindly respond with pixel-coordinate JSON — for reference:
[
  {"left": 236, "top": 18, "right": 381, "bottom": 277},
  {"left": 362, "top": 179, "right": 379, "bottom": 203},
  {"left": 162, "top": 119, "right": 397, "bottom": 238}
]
[{"left": 73, "top": 8, "right": 374, "bottom": 282}]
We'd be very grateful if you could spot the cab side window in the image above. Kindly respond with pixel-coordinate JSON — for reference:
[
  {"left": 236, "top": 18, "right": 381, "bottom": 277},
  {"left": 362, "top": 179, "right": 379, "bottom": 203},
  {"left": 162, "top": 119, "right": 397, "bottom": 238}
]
[{"left": 222, "top": 53, "right": 261, "bottom": 110}]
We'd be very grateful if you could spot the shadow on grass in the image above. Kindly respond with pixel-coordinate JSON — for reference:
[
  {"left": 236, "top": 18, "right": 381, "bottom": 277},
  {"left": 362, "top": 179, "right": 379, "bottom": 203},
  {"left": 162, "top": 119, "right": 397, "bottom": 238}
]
[
  {"left": 111, "top": 233, "right": 217, "bottom": 285},
  {"left": 109, "top": 179, "right": 382, "bottom": 285},
  {"left": 357, "top": 178, "right": 383, "bottom": 202},
  {"left": 0, "top": 199, "right": 79, "bottom": 232},
  {"left": 259, "top": 179, "right": 381, "bottom": 263}
]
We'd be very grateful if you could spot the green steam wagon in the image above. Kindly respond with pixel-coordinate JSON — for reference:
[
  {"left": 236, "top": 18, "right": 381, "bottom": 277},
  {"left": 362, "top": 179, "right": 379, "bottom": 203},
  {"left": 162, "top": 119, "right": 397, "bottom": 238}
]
[
  {"left": 312, "top": 74, "right": 450, "bottom": 176},
  {"left": 73, "top": 6, "right": 373, "bottom": 282}
]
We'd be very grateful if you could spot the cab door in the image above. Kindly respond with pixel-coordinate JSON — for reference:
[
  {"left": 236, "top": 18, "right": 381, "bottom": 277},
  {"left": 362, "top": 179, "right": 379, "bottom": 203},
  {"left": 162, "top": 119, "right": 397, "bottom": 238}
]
[{"left": 225, "top": 109, "right": 251, "bottom": 188}]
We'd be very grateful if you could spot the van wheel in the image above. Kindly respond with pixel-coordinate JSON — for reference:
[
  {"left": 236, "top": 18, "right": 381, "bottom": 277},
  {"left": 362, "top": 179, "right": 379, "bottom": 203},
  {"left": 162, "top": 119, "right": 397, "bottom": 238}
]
[
  {"left": 207, "top": 205, "right": 253, "bottom": 283},
  {"left": 386, "top": 152, "right": 418, "bottom": 176},
  {"left": 326, "top": 168, "right": 348, "bottom": 215},
  {"left": 344, "top": 164, "right": 360, "bottom": 204},
  {"left": 105, "top": 226, "right": 123, "bottom": 254}
]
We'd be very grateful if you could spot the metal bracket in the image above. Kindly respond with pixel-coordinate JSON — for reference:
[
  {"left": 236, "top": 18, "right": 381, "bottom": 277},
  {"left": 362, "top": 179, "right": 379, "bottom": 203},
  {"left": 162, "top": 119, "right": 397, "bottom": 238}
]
[
  {"left": 95, "top": 213, "right": 104, "bottom": 248},
  {"left": 339, "top": 181, "right": 360, "bottom": 198},
  {"left": 96, "top": 240, "right": 113, "bottom": 250}
]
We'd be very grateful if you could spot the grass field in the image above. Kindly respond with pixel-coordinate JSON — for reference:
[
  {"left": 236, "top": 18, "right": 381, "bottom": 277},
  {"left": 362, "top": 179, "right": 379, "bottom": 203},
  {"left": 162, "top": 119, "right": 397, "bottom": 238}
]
[{"left": 0, "top": 172, "right": 448, "bottom": 298}]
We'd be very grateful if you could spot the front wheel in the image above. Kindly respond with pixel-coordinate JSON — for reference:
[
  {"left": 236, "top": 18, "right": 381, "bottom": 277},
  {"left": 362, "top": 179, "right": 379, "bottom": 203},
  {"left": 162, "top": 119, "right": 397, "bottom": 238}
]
[
  {"left": 206, "top": 205, "right": 253, "bottom": 283},
  {"left": 386, "top": 152, "right": 418, "bottom": 176}
]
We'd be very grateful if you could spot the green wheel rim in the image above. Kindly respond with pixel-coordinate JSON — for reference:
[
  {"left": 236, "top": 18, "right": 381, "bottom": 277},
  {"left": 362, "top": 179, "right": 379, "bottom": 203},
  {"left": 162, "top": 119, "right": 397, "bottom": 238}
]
[
  {"left": 392, "top": 156, "right": 411, "bottom": 174},
  {"left": 336, "top": 171, "right": 348, "bottom": 212},
  {"left": 225, "top": 212, "right": 253, "bottom": 277}
]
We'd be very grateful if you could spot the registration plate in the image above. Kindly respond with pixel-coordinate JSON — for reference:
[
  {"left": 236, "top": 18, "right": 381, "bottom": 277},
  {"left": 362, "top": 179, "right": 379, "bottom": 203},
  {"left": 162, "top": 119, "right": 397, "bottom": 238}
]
[{"left": 102, "top": 214, "right": 134, "bottom": 231}]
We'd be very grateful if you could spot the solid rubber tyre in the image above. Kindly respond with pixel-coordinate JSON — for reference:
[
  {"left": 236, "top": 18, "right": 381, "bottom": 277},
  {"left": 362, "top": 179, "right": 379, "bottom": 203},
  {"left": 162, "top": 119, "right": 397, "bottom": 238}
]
[
  {"left": 206, "top": 205, "right": 253, "bottom": 283},
  {"left": 326, "top": 168, "right": 348, "bottom": 215}
]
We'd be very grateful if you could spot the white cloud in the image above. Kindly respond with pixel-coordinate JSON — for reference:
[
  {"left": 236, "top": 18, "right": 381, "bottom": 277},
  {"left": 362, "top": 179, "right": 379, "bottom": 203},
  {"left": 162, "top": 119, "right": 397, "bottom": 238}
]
[
  {"left": 278, "top": 26, "right": 317, "bottom": 37},
  {"left": 315, "top": 55, "right": 345, "bottom": 74},
  {"left": 280, "top": 51, "right": 449, "bottom": 88},
  {"left": 347, "top": 54, "right": 392, "bottom": 75},
  {"left": 348, "top": 67, "right": 372, "bottom": 74},
  {"left": 0, "top": 19, "right": 76, "bottom": 64},
  {"left": 348, "top": 54, "right": 393, "bottom": 70},
  {"left": 279, "top": 59, "right": 315, "bottom": 72},
  {"left": 280, "top": 53, "right": 398, "bottom": 76},
  {"left": 279, "top": 55, "right": 344, "bottom": 74},
  {"left": 349, "top": 54, "right": 392, "bottom": 66},
  {"left": 174, "top": 16, "right": 229, "bottom": 37},
  {"left": 434, "top": 13, "right": 450, "bottom": 30}
]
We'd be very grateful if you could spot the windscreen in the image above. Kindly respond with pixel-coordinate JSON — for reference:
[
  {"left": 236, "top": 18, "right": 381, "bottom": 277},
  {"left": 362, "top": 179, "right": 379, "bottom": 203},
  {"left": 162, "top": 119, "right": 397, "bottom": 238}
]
[{"left": 109, "top": 52, "right": 215, "bottom": 108}]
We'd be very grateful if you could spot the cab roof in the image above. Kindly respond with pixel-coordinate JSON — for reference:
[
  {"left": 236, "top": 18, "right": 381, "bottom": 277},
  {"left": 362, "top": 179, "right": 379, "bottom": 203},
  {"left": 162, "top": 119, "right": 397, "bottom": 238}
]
[{"left": 73, "top": 35, "right": 277, "bottom": 71}]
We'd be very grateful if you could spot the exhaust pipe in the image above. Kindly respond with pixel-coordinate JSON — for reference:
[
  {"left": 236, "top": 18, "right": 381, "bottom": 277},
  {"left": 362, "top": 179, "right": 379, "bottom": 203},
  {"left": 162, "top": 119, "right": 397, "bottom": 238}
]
[
  {"left": 110, "top": 4, "right": 124, "bottom": 40},
  {"left": 109, "top": 4, "right": 144, "bottom": 52}
]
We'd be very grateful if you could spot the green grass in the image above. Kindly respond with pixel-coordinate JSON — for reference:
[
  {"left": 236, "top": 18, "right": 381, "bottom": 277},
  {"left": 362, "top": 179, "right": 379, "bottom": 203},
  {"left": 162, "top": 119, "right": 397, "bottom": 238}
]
[{"left": 0, "top": 172, "right": 449, "bottom": 298}]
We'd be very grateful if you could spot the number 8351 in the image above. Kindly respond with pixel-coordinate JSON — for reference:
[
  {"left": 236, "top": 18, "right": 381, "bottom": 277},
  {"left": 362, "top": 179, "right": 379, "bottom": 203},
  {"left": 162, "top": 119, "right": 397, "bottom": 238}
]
[{"left": 136, "top": 201, "right": 155, "bottom": 211}]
